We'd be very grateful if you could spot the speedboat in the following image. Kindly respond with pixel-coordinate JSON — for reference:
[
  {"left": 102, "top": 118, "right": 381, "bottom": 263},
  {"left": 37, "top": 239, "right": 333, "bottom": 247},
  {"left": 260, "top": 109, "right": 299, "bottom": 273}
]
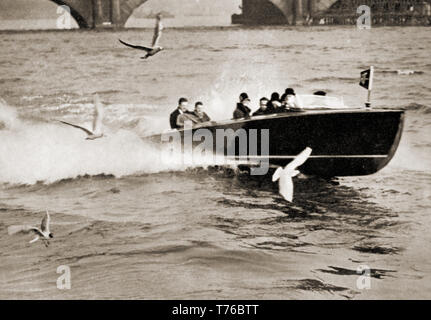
[{"left": 145, "top": 95, "right": 404, "bottom": 177}]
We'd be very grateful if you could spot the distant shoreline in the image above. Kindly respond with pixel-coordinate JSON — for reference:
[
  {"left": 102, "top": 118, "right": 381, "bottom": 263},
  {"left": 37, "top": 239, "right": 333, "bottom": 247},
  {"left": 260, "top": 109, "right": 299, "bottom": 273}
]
[
  {"left": 0, "top": 16, "right": 234, "bottom": 31},
  {"left": 0, "top": 25, "right": 246, "bottom": 34}
]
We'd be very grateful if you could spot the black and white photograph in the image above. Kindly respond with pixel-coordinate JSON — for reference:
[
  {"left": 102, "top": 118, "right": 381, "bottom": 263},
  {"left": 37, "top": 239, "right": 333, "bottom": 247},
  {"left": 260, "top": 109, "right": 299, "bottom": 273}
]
[{"left": 0, "top": 0, "right": 430, "bottom": 304}]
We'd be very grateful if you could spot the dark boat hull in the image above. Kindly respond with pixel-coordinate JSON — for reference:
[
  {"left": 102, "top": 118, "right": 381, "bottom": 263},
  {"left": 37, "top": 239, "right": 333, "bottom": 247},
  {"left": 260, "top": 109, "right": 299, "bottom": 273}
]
[{"left": 145, "top": 109, "right": 405, "bottom": 177}]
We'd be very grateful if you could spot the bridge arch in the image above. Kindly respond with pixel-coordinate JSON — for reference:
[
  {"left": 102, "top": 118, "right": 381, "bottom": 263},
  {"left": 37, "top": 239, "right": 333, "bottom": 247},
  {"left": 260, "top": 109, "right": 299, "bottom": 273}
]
[
  {"left": 48, "top": 0, "right": 150, "bottom": 28},
  {"left": 267, "top": 0, "right": 291, "bottom": 21},
  {"left": 239, "top": 0, "right": 288, "bottom": 24},
  {"left": 116, "top": 0, "right": 150, "bottom": 26},
  {"left": 50, "top": 0, "right": 90, "bottom": 28},
  {"left": 268, "top": 0, "right": 339, "bottom": 24}
]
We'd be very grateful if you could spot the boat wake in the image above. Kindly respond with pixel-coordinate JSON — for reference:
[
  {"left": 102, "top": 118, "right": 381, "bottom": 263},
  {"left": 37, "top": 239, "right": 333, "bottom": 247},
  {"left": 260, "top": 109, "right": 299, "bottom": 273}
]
[
  {"left": 381, "top": 69, "right": 425, "bottom": 76},
  {"left": 0, "top": 100, "right": 225, "bottom": 185}
]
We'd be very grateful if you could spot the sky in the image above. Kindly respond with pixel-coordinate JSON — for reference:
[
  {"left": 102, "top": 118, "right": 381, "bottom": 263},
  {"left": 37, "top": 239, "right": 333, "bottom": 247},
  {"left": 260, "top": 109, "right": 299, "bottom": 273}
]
[{"left": 0, "top": 0, "right": 242, "bottom": 20}]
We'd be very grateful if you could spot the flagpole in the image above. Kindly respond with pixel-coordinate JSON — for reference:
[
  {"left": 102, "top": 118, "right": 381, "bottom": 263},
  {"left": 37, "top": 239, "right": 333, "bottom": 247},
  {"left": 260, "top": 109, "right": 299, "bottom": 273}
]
[{"left": 365, "top": 66, "right": 374, "bottom": 108}]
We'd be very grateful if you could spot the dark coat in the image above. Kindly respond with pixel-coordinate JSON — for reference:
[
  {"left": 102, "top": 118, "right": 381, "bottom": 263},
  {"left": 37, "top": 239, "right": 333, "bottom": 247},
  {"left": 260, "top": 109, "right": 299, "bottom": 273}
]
[
  {"left": 169, "top": 109, "right": 181, "bottom": 129},
  {"left": 252, "top": 108, "right": 271, "bottom": 116},
  {"left": 233, "top": 103, "right": 251, "bottom": 119},
  {"left": 266, "top": 101, "right": 277, "bottom": 114},
  {"left": 193, "top": 111, "right": 211, "bottom": 122}
]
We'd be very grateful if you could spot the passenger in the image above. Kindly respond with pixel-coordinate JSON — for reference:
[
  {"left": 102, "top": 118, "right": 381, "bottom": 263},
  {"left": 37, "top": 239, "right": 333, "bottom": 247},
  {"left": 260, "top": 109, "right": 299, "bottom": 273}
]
[
  {"left": 280, "top": 89, "right": 303, "bottom": 112},
  {"left": 313, "top": 90, "right": 327, "bottom": 96},
  {"left": 252, "top": 97, "right": 270, "bottom": 116},
  {"left": 233, "top": 92, "right": 252, "bottom": 119},
  {"left": 276, "top": 93, "right": 289, "bottom": 112},
  {"left": 192, "top": 101, "right": 211, "bottom": 122},
  {"left": 270, "top": 92, "right": 280, "bottom": 102},
  {"left": 284, "top": 88, "right": 295, "bottom": 96},
  {"left": 169, "top": 97, "right": 198, "bottom": 129},
  {"left": 271, "top": 100, "right": 282, "bottom": 112},
  {"left": 267, "top": 92, "right": 280, "bottom": 113}
]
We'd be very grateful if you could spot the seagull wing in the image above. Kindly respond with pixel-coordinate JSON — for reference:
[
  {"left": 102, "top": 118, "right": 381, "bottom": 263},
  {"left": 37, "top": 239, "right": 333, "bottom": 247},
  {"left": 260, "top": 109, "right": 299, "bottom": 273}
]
[
  {"left": 119, "top": 39, "right": 152, "bottom": 52},
  {"left": 285, "top": 147, "right": 312, "bottom": 171},
  {"left": 92, "top": 94, "right": 104, "bottom": 134},
  {"left": 41, "top": 210, "right": 50, "bottom": 233},
  {"left": 151, "top": 18, "right": 163, "bottom": 47},
  {"left": 279, "top": 175, "right": 294, "bottom": 202},
  {"left": 8, "top": 225, "right": 39, "bottom": 235},
  {"left": 272, "top": 167, "right": 283, "bottom": 182},
  {"left": 58, "top": 120, "right": 93, "bottom": 136},
  {"left": 29, "top": 236, "right": 40, "bottom": 244}
]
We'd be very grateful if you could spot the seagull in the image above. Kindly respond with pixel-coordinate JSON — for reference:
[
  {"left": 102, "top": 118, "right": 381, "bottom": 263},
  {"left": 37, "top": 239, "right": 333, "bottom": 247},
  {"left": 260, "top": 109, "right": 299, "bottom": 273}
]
[
  {"left": 8, "top": 210, "right": 53, "bottom": 247},
  {"left": 272, "top": 147, "right": 312, "bottom": 202},
  {"left": 59, "top": 94, "right": 105, "bottom": 140},
  {"left": 119, "top": 14, "right": 164, "bottom": 59}
]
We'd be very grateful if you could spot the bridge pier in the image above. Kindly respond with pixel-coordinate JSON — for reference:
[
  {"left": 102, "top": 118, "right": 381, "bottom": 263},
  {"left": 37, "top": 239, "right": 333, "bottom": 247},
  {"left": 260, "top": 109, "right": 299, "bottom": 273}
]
[
  {"left": 93, "top": 0, "right": 104, "bottom": 27},
  {"left": 293, "top": 0, "right": 303, "bottom": 25},
  {"left": 111, "top": 0, "right": 122, "bottom": 26},
  {"left": 57, "top": 0, "right": 149, "bottom": 29},
  {"left": 232, "top": 0, "right": 431, "bottom": 26},
  {"left": 232, "top": 0, "right": 320, "bottom": 25},
  {"left": 92, "top": 0, "right": 123, "bottom": 28},
  {"left": 306, "top": 0, "right": 315, "bottom": 24}
]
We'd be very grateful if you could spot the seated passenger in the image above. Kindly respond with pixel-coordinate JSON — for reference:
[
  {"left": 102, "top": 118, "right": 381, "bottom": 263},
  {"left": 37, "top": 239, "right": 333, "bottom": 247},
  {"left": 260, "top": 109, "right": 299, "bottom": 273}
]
[
  {"left": 252, "top": 97, "right": 270, "bottom": 116},
  {"left": 169, "top": 97, "right": 198, "bottom": 129},
  {"left": 270, "top": 92, "right": 280, "bottom": 102},
  {"left": 286, "top": 89, "right": 303, "bottom": 111},
  {"left": 284, "top": 87, "right": 295, "bottom": 95},
  {"left": 192, "top": 101, "right": 211, "bottom": 122},
  {"left": 279, "top": 89, "right": 303, "bottom": 112},
  {"left": 266, "top": 92, "right": 280, "bottom": 113},
  {"left": 233, "top": 92, "right": 251, "bottom": 119},
  {"left": 313, "top": 90, "right": 327, "bottom": 96},
  {"left": 278, "top": 93, "right": 288, "bottom": 112},
  {"left": 272, "top": 100, "right": 282, "bottom": 112}
]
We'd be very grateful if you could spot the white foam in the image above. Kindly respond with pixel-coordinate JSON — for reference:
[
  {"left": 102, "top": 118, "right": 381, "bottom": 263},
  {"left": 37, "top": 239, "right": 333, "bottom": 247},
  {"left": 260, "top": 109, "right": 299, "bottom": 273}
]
[
  {"left": 0, "top": 99, "right": 19, "bottom": 130},
  {"left": 0, "top": 100, "right": 195, "bottom": 184},
  {"left": 0, "top": 100, "right": 245, "bottom": 185}
]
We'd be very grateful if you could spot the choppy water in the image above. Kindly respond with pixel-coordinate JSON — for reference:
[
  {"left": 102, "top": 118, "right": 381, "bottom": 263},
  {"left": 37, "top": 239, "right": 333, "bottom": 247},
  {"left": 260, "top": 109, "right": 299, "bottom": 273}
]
[{"left": 0, "top": 26, "right": 430, "bottom": 299}]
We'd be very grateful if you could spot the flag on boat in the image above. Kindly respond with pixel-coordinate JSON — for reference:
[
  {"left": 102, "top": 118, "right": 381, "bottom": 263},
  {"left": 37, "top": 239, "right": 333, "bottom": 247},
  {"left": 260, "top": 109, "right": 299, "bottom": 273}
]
[{"left": 359, "top": 67, "right": 374, "bottom": 90}]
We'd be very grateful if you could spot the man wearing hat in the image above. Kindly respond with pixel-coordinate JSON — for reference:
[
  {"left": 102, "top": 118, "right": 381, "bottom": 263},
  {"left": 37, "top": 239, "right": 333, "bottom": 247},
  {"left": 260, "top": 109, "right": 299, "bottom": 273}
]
[
  {"left": 282, "top": 88, "right": 303, "bottom": 111},
  {"left": 233, "top": 92, "right": 252, "bottom": 119},
  {"left": 313, "top": 90, "right": 327, "bottom": 96},
  {"left": 252, "top": 97, "right": 270, "bottom": 116},
  {"left": 266, "top": 92, "right": 280, "bottom": 114}
]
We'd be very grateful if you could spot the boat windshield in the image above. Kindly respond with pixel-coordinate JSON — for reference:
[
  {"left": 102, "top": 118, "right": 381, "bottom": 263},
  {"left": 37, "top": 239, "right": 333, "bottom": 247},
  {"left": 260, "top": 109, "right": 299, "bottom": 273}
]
[{"left": 296, "top": 95, "right": 347, "bottom": 109}]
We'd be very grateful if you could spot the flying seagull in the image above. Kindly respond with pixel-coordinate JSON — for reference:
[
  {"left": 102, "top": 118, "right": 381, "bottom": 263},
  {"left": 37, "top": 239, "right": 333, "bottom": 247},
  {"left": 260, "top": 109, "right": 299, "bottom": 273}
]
[
  {"left": 272, "top": 147, "right": 312, "bottom": 202},
  {"left": 59, "top": 94, "right": 105, "bottom": 140},
  {"left": 8, "top": 210, "right": 53, "bottom": 247},
  {"left": 119, "top": 14, "right": 164, "bottom": 59}
]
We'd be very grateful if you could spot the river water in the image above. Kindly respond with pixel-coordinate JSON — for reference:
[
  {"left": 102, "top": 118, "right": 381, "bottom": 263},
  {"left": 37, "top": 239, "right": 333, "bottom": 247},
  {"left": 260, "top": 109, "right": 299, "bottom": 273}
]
[{"left": 0, "top": 25, "right": 430, "bottom": 299}]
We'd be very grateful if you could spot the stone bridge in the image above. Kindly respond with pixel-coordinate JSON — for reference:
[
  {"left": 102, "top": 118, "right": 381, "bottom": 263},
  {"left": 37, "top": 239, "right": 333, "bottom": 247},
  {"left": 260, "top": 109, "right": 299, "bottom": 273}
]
[
  {"left": 233, "top": 0, "right": 340, "bottom": 25},
  {"left": 233, "top": 0, "right": 431, "bottom": 25},
  {"left": 47, "top": 0, "right": 338, "bottom": 28},
  {"left": 51, "top": 0, "right": 148, "bottom": 28}
]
